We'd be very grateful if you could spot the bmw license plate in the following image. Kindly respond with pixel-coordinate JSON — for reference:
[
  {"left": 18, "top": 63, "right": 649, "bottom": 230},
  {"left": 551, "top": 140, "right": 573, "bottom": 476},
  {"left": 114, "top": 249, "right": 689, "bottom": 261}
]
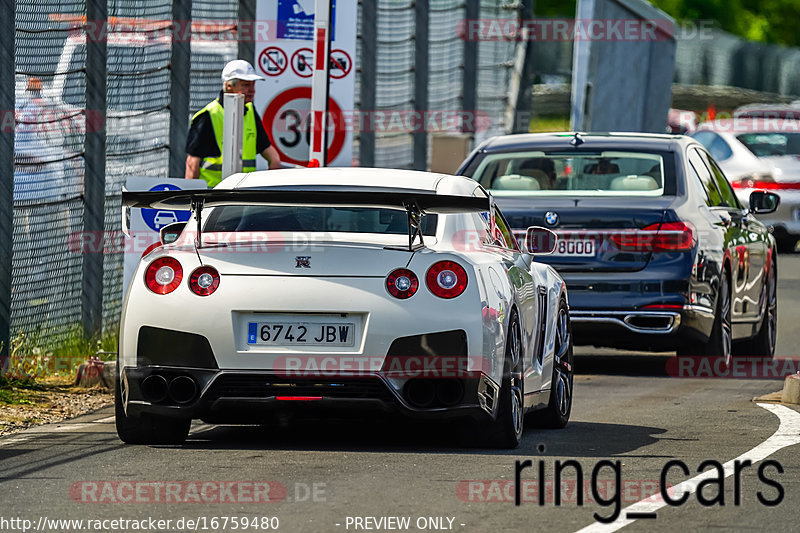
[
  {"left": 552, "top": 238, "right": 596, "bottom": 257},
  {"left": 248, "top": 322, "right": 355, "bottom": 346}
]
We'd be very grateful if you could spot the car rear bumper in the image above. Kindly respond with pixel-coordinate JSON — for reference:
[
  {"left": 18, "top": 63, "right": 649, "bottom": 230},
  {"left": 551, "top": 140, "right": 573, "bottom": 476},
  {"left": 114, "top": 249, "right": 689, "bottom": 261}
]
[
  {"left": 570, "top": 304, "right": 714, "bottom": 351},
  {"left": 120, "top": 366, "right": 499, "bottom": 423}
]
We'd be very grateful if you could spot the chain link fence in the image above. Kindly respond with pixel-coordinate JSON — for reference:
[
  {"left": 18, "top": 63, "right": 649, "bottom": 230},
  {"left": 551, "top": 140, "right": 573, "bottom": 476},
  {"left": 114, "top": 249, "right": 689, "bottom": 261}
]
[
  {"left": 5, "top": 0, "right": 521, "bottom": 350},
  {"left": 674, "top": 28, "right": 800, "bottom": 97}
]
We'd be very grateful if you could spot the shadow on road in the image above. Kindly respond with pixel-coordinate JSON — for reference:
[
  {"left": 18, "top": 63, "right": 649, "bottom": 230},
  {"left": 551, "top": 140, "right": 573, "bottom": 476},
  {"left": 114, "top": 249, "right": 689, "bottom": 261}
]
[
  {"left": 518, "top": 421, "right": 669, "bottom": 458},
  {"left": 575, "top": 346, "right": 675, "bottom": 377},
  {"left": 182, "top": 416, "right": 667, "bottom": 458},
  {"left": 574, "top": 353, "right": 673, "bottom": 377}
]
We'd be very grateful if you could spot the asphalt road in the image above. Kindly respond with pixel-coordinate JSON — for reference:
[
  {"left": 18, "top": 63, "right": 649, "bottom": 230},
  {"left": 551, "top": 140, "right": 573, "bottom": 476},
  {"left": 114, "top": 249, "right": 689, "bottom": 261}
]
[{"left": 2, "top": 255, "right": 799, "bottom": 533}]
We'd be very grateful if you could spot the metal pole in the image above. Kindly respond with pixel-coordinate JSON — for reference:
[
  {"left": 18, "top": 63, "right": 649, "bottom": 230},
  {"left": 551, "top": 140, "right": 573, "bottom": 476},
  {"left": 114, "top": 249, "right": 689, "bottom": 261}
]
[
  {"left": 168, "top": 0, "right": 191, "bottom": 178},
  {"left": 462, "top": 0, "right": 478, "bottom": 135},
  {"left": 82, "top": 0, "right": 107, "bottom": 340},
  {"left": 0, "top": 0, "right": 15, "bottom": 369},
  {"left": 238, "top": 0, "right": 256, "bottom": 63},
  {"left": 309, "top": 0, "right": 332, "bottom": 165},
  {"left": 511, "top": 0, "right": 536, "bottom": 133},
  {"left": 413, "top": 0, "right": 429, "bottom": 170},
  {"left": 221, "top": 93, "right": 244, "bottom": 178},
  {"left": 358, "top": 0, "right": 377, "bottom": 167}
]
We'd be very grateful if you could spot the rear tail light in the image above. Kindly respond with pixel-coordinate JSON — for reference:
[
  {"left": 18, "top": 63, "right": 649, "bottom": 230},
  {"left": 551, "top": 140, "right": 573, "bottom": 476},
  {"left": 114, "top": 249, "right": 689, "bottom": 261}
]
[
  {"left": 426, "top": 261, "right": 468, "bottom": 299},
  {"left": 730, "top": 174, "right": 800, "bottom": 190},
  {"left": 651, "top": 222, "right": 695, "bottom": 251},
  {"left": 609, "top": 222, "right": 694, "bottom": 252},
  {"left": 189, "top": 265, "right": 220, "bottom": 296},
  {"left": 640, "top": 304, "right": 683, "bottom": 310},
  {"left": 144, "top": 257, "right": 182, "bottom": 294},
  {"left": 386, "top": 268, "right": 419, "bottom": 299}
]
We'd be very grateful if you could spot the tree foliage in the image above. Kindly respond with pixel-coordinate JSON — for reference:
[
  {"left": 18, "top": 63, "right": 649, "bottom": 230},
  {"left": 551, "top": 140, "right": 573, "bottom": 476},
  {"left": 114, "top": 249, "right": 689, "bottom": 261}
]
[{"left": 534, "top": 0, "right": 800, "bottom": 46}]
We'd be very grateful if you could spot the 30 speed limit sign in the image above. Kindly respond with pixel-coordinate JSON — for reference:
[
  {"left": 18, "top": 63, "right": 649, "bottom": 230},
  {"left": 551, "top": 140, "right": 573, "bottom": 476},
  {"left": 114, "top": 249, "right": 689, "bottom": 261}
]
[{"left": 262, "top": 87, "right": 345, "bottom": 166}]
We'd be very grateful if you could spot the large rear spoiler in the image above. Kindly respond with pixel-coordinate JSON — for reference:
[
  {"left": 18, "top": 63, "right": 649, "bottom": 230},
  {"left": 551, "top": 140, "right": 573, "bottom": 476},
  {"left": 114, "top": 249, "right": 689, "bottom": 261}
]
[{"left": 122, "top": 186, "right": 491, "bottom": 251}]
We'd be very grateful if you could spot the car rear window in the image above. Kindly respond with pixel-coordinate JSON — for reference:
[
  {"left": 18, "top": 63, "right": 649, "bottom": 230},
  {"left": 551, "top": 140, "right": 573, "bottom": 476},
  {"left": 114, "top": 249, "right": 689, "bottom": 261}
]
[
  {"left": 737, "top": 133, "right": 800, "bottom": 157},
  {"left": 204, "top": 205, "right": 437, "bottom": 235},
  {"left": 469, "top": 151, "right": 668, "bottom": 196}
]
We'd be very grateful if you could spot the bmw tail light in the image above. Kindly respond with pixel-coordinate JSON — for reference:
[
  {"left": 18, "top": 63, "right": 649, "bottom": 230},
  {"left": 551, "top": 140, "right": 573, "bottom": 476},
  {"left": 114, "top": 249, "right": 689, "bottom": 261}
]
[
  {"left": 386, "top": 268, "right": 419, "bottom": 299},
  {"left": 189, "top": 265, "right": 220, "bottom": 296},
  {"left": 652, "top": 222, "right": 694, "bottom": 251},
  {"left": 608, "top": 230, "right": 657, "bottom": 251},
  {"left": 609, "top": 222, "right": 694, "bottom": 252},
  {"left": 144, "top": 257, "right": 182, "bottom": 294},
  {"left": 426, "top": 261, "right": 468, "bottom": 299}
]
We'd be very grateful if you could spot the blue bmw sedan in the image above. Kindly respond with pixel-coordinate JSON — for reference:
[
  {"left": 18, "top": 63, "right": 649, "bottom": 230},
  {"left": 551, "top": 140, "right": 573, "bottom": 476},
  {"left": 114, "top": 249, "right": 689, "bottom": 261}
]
[{"left": 458, "top": 132, "right": 779, "bottom": 363}]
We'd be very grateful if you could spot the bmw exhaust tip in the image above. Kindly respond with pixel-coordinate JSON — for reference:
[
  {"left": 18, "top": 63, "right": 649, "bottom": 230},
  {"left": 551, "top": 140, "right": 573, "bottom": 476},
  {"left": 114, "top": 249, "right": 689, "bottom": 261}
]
[
  {"left": 405, "top": 379, "right": 436, "bottom": 408},
  {"left": 140, "top": 374, "right": 169, "bottom": 403},
  {"left": 168, "top": 376, "right": 198, "bottom": 404}
]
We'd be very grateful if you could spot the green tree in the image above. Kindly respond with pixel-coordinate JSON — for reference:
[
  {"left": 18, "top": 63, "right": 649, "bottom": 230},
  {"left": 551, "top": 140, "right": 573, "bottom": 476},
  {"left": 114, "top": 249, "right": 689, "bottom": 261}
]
[{"left": 534, "top": 0, "right": 800, "bottom": 47}]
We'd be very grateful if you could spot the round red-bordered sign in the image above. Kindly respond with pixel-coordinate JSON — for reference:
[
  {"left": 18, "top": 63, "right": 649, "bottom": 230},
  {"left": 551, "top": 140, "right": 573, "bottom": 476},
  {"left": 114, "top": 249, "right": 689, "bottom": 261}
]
[
  {"left": 262, "top": 87, "right": 345, "bottom": 166},
  {"left": 258, "top": 46, "right": 288, "bottom": 76},
  {"left": 290, "top": 48, "right": 314, "bottom": 78},
  {"left": 329, "top": 49, "right": 352, "bottom": 79}
]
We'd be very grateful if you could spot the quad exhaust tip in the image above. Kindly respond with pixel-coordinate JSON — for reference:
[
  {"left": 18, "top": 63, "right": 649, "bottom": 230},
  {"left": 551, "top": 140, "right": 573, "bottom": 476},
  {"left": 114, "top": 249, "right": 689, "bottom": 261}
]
[
  {"left": 404, "top": 379, "right": 465, "bottom": 408},
  {"left": 140, "top": 374, "right": 198, "bottom": 404},
  {"left": 169, "top": 375, "right": 198, "bottom": 404},
  {"left": 140, "top": 374, "right": 169, "bottom": 403}
]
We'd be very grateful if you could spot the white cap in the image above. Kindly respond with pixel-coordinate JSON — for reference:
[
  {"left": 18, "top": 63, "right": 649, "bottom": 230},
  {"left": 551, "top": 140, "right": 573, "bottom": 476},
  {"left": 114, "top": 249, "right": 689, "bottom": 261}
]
[{"left": 221, "top": 60, "right": 264, "bottom": 82}]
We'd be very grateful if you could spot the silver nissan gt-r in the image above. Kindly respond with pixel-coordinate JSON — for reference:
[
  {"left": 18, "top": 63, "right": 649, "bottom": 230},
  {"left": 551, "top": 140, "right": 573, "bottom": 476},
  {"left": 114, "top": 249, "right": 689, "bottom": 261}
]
[{"left": 116, "top": 168, "right": 572, "bottom": 448}]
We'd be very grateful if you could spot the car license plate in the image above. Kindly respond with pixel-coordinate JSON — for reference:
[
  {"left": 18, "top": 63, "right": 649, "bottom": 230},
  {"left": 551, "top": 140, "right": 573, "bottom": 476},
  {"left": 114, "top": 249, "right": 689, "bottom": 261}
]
[
  {"left": 552, "top": 238, "right": 596, "bottom": 257},
  {"left": 247, "top": 322, "right": 355, "bottom": 346}
]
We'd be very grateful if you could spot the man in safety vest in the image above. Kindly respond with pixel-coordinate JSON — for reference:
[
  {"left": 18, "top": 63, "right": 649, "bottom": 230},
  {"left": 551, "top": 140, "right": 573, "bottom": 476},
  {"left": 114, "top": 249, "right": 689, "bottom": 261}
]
[{"left": 185, "top": 60, "right": 281, "bottom": 186}]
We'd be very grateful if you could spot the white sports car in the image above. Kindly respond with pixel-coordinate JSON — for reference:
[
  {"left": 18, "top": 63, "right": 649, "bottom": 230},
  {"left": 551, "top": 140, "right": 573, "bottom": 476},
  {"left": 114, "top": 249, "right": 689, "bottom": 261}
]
[{"left": 116, "top": 168, "right": 572, "bottom": 448}]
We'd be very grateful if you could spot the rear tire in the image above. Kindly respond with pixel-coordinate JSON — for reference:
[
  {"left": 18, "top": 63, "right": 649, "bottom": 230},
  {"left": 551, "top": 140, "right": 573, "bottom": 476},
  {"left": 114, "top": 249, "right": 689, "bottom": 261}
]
[
  {"left": 703, "top": 271, "right": 732, "bottom": 366},
  {"left": 475, "top": 313, "right": 524, "bottom": 449},
  {"left": 533, "top": 299, "right": 573, "bottom": 429},
  {"left": 115, "top": 371, "right": 190, "bottom": 445}
]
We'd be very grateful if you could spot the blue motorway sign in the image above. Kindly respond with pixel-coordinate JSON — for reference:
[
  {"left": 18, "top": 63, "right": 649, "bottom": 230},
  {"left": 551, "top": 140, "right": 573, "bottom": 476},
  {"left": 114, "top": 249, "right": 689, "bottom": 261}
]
[
  {"left": 141, "top": 183, "right": 192, "bottom": 232},
  {"left": 276, "top": 0, "right": 336, "bottom": 41}
]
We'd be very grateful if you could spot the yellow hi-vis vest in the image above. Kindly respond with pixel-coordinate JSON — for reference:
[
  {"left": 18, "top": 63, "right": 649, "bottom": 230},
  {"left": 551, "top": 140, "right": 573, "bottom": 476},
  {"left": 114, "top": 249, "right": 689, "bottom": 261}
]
[{"left": 192, "top": 98, "right": 258, "bottom": 187}]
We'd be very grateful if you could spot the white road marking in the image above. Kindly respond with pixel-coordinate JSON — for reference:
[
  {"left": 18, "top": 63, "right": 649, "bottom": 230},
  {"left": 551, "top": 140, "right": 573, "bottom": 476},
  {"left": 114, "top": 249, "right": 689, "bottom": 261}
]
[
  {"left": 0, "top": 436, "right": 34, "bottom": 448},
  {"left": 574, "top": 403, "right": 800, "bottom": 533},
  {"left": 0, "top": 415, "right": 116, "bottom": 447}
]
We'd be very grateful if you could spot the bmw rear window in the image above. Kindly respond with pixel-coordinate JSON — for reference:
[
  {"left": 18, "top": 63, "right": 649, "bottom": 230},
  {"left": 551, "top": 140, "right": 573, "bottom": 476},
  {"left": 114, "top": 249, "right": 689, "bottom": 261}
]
[{"left": 469, "top": 151, "right": 672, "bottom": 197}]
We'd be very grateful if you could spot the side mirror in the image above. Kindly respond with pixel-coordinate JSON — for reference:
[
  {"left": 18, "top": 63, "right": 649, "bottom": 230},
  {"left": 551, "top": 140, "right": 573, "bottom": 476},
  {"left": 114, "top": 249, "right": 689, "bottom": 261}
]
[
  {"left": 160, "top": 221, "right": 186, "bottom": 245},
  {"left": 749, "top": 190, "right": 780, "bottom": 215},
  {"left": 524, "top": 226, "right": 557, "bottom": 254}
]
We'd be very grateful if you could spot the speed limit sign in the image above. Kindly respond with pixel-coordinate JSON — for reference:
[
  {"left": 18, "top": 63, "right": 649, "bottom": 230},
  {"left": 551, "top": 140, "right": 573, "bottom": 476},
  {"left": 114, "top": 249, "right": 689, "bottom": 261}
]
[{"left": 262, "top": 87, "right": 345, "bottom": 166}]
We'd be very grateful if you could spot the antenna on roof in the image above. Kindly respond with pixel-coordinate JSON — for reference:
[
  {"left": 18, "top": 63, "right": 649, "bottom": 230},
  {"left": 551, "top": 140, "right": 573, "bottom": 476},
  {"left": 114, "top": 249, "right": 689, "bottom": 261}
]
[{"left": 569, "top": 132, "right": 584, "bottom": 146}]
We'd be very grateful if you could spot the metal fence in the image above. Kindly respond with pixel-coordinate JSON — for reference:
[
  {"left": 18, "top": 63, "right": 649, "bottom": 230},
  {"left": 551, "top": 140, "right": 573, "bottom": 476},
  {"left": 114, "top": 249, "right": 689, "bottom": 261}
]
[
  {"left": 674, "top": 28, "right": 800, "bottom": 97},
  {"left": 2, "top": 0, "right": 522, "bottom": 354}
]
